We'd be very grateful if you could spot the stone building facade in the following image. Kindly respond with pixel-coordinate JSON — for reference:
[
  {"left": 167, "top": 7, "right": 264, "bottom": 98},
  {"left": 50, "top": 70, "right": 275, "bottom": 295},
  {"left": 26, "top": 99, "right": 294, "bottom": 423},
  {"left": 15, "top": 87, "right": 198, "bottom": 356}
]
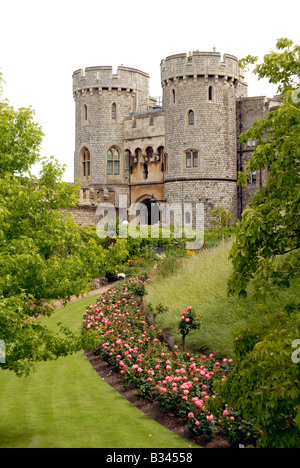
[{"left": 72, "top": 50, "right": 280, "bottom": 229}]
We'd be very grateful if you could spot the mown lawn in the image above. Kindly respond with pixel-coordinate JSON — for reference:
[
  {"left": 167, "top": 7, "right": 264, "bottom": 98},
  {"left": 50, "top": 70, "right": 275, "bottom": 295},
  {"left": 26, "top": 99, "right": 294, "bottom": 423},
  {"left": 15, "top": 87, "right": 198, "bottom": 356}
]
[{"left": 0, "top": 294, "right": 198, "bottom": 448}]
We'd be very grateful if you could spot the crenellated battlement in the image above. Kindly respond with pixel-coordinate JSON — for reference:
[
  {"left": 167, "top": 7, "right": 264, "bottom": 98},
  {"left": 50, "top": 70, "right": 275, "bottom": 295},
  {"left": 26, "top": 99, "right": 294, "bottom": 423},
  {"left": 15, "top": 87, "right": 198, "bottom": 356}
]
[
  {"left": 73, "top": 65, "right": 150, "bottom": 97},
  {"left": 72, "top": 47, "right": 271, "bottom": 229},
  {"left": 161, "top": 50, "right": 246, "bottom": 86}
]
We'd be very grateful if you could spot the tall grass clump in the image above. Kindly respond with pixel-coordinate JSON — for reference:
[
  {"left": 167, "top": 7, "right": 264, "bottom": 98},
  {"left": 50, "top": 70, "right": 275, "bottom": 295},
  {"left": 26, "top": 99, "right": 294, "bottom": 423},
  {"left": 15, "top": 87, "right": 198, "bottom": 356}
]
[{"left": 146, "top": 241, "right": 299, "bottom": 357}]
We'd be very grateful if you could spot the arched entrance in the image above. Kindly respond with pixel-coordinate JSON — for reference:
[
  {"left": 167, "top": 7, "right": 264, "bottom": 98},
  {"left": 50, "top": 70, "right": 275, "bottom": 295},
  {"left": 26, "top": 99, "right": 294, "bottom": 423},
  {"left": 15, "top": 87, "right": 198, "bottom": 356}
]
[{"left": 140, "top": 198, "right": 160, "bottom": 225}]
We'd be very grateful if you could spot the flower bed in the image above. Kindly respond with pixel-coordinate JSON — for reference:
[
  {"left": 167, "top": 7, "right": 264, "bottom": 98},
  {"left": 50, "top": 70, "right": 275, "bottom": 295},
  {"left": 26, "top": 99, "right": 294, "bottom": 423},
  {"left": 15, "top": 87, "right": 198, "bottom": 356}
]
[{"left": 82, "top": 276, "right": 235, "bottom": 441}]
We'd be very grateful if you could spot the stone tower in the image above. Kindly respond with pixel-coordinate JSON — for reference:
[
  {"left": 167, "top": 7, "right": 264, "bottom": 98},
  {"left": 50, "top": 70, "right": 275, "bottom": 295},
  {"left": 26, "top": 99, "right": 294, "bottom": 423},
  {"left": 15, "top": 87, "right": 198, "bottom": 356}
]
[
  {"left": 71, "top": 51, "right": 278, "bottom": 231},
  {"left": 161, "top": 51, "right": 248, "bottom": 227},
  {"left": 73, "top": 66, "right": 150, "bottom": 208}
]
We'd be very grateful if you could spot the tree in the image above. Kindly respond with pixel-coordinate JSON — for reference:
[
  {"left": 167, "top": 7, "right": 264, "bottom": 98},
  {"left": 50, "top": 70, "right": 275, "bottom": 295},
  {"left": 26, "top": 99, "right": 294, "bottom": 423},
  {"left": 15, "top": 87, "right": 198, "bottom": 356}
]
[
  {"left": 178, "top": 306, "right": 201, "bottom": 351},
  {"left": 0, "top": 73, "right": 43, "bottom": 176},
  {"left": 228, "top": 38, "right": 300, "bottom": 298},
  {"left": 0, "top": 74, "right": 105, "bottom": 376},
  {"left": 219, "top": 38, "right": 300, "bottom": 449},
  {"left": 212, "top": 310, "right": 300, "bottom": 448},
  {"left": 210, "top": 206, "right": 236, "bottom": 231}
]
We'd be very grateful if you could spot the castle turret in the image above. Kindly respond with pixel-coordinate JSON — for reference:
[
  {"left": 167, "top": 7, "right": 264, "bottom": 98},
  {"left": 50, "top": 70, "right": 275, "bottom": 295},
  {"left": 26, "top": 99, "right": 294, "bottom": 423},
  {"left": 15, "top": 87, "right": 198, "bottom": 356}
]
[
  {"left": 73, "top": 66, "right": 150, "bottom": 190},
  {"left": 161, "top": 50, "right": 248, "bottom": 226}
]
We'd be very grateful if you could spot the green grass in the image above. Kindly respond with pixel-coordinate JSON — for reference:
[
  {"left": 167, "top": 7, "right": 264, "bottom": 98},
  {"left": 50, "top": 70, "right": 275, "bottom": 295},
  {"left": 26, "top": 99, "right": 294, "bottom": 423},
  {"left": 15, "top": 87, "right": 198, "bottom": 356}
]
[
  {"left": 146, "top": 241, "right": 299, "bottom": 357},
  {"left": 0, "top": 295, "right": 199, "bottom": 448}
]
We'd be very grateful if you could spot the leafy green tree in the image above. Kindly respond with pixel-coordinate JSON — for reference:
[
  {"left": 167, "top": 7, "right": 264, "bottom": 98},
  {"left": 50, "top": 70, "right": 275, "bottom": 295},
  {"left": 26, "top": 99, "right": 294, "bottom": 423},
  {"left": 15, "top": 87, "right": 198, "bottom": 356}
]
[
  {"left": 0, "top": 75, "right": 105, "bottom": 376},
  {"left": 228, "top": 38, "right": 300, "bottom": 297},
  {"left": 0, "top": 73, "right": 43, "bottom": 176},
  {"left": 210, "top": 206, "right": 236, "bottom": 230},
  {"left": 213, "top": 310, "right": 300, "bottom": 448},
  {"left": 218, "top": 38, "right": 300, "bottom": 449}
]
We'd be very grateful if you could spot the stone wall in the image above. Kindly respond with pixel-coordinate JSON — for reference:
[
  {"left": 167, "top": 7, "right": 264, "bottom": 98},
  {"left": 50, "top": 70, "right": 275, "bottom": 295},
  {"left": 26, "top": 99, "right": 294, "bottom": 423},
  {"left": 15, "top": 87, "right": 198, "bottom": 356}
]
[
  {"left": 161, "top": 50, "right": 246, "bottom": 221},
  {"left": 71, "top": 51, "right": 277, "bottom": 230},
  {"left": 70, "top": 205, "right": 99, "bottom": 227},
  {"left": 236, "top": 95, "right": 281, "bottom": 213}
]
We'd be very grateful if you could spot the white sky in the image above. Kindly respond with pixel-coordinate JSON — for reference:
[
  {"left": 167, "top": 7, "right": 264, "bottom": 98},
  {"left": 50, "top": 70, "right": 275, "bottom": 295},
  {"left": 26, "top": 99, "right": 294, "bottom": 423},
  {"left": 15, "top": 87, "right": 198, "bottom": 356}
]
[{"left": 1, "top": 0, "right": 299, "bottom": 182}]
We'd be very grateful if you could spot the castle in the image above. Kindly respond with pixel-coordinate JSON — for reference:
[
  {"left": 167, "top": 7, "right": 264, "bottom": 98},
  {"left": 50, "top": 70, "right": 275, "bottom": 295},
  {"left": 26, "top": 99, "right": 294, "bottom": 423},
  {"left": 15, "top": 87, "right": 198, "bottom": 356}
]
[{"left": 71, "top": 49, "right": 280, "bottom": 230}]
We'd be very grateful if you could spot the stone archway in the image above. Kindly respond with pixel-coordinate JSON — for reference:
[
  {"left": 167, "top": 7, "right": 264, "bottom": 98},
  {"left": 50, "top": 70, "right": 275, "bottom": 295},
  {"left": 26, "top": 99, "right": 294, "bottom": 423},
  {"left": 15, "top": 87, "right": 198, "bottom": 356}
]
[{"left": 140, "top": 197, "right": 160, "bottom": 226}]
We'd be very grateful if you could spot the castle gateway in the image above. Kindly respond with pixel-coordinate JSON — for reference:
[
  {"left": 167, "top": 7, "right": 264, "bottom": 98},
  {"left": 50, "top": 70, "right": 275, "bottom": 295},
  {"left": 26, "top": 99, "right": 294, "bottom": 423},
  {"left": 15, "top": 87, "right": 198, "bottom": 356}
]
[{"left": 71, "top": 50, "right": 280, "bottom": 229}]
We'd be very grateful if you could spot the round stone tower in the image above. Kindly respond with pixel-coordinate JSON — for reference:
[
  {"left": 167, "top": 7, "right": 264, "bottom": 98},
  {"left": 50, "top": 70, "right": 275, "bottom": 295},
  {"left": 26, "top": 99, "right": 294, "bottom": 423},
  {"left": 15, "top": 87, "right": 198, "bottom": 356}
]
[
  {"left": 161, "top": 50, "right": 248, "bottom": 227},
  {"left": 73, "top": 66, "right": 150, "bottom": 205}
]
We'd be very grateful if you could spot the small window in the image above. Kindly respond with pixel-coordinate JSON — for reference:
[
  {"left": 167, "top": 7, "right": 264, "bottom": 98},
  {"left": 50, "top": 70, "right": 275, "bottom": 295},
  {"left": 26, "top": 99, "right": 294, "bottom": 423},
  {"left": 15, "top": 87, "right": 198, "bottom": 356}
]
[
  {"left": 186, "top": 152, "right": 192, "bottom": 168},
  {"left": 246, "top": 139, "right": 256, "bottom": 148},
  {"left": 208, "top": 86, "right": 214, "bottom": 101},
  {"left": 172, "top": 89, "right": 176, "bottom": 104},
  {"left": 112, "top": 103, "right": 116, "bottom": 120},
  {"left": 185, "top": 212, "right": 191, "bottom": 224},
  {"left": 83, "top": 104, "right": 88, "bottom": 121},
  {"left": 143, "top": 163, "right": 148, "bottom": 180},
  {"left": 146, "top": 147, "right": 153, "bottom": 160},
  {"left": 82, "top": 147, "right": 91, "bottom": 178},
  {"left": 107, "top": 147, "right": 120, "bottom": 176},
  {"left": 247, "top": 171, "right": 257, "bottom": 185},
  {"left": 164, "top": 153, "right": 168, "bottom": 172},
  {"left": 186, "top": 150, "right": 198, "bottom": 169},
  {"left": 188, "top": 110, "right": 194, "bottom": 126}
]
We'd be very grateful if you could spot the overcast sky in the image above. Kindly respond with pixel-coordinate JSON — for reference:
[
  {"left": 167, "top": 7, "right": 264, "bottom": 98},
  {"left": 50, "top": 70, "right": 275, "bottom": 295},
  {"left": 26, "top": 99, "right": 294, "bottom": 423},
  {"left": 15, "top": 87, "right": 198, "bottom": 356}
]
[{"left": 1, "top": 0, "right": 299, "bottom": 181}]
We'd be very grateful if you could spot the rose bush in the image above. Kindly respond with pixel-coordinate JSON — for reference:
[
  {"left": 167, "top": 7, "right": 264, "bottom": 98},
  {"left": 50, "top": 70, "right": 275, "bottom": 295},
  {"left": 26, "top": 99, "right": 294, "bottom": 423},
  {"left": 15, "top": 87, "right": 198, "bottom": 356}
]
[{"left": 82, "top": 276, "right": 242, "bottom": 441}]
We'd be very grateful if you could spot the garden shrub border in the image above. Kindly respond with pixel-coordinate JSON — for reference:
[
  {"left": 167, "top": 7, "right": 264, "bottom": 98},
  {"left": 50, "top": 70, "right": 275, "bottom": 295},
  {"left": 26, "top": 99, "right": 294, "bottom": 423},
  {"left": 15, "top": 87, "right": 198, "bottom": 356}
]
[{"left": 82, "top": 275, "right": 261, "bottom": 444}]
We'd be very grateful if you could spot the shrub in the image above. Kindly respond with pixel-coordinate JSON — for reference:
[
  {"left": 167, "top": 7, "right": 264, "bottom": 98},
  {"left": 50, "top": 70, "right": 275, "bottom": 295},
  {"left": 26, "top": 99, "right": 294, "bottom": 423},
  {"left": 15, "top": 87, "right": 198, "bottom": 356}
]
[
  {"left": 82, "top": 277, "right": 234, "bottom": 441},
  {"left": 178, "top": 307, "right": 201, "bottom": 351},
  {"left": 212, "top": 309, "right": 300, "bottom": 448}
]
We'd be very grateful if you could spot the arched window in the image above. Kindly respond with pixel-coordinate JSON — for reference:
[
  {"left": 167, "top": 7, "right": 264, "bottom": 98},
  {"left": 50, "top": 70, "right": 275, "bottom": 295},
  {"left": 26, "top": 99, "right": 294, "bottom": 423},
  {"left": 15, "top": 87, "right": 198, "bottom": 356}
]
[
  {"left": 107, "top": 147, "right": 120, "bottom": 175},
  {"left": 172, "top": 89, "right": 176, "bottom": 104},
  {"left": 82, "top": 147, "right": 91, "bottom": 178},
  {"left": 146, "top": 147, "right": 153, "bottom": 160},
  {"left": 83, "top": 104, "right": 88, "bottom": 121},
  {"left": 208, "top": 86, "right": 214, "bottom": 101},
  {"left": 185, "top": 212, "right": 191, "bottom": 224},
  {"left": 188, "top": 109, "right": 195, "bottom": 125},
  {"left": 112, "top": 103, "right": 116, "bottom": 120},
  {"left": 186, "top": 150, "right": 198, "bottom": 168}
]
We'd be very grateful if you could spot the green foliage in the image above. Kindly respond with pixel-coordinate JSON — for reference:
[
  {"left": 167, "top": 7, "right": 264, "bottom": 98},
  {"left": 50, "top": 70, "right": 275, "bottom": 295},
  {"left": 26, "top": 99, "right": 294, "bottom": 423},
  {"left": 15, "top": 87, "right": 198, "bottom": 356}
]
[
  {"left": 209, "top": 206, "right": 237, "bottom": 230},
  {"left": 147, "top": 302, "right": 169, "bottom": 326},
  {"left": 223, "top": 41, "right": 300, "bottom": 447},
  {"left": 178, "top": 307, "right": 201, "bottom": 351},
  {"left": 0, "top": 75, "right": 43, "bottom": 175},
  {"left": 0, "top": 294, "right": 82, "bottom": 377},
  {"left": 0, "top": 75, "right": 117, "bottom": 376},
  {"left": 178, "top": 307, "right": 201, "bottom": 338},
  {"left": 228, "top": 38, "right": 300, "bottom": 298},
  {"left": 213, "top": 310, "right": 300, "bottom": 448},
  {"left": 204, "top": 227, "right": 236, "bottom": 248},
  {"left": 220, "top": 411, "right": 259, "bottom": 448},
  {"left": 83, "top": 278, "right": 232, "bottom": 442}
]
